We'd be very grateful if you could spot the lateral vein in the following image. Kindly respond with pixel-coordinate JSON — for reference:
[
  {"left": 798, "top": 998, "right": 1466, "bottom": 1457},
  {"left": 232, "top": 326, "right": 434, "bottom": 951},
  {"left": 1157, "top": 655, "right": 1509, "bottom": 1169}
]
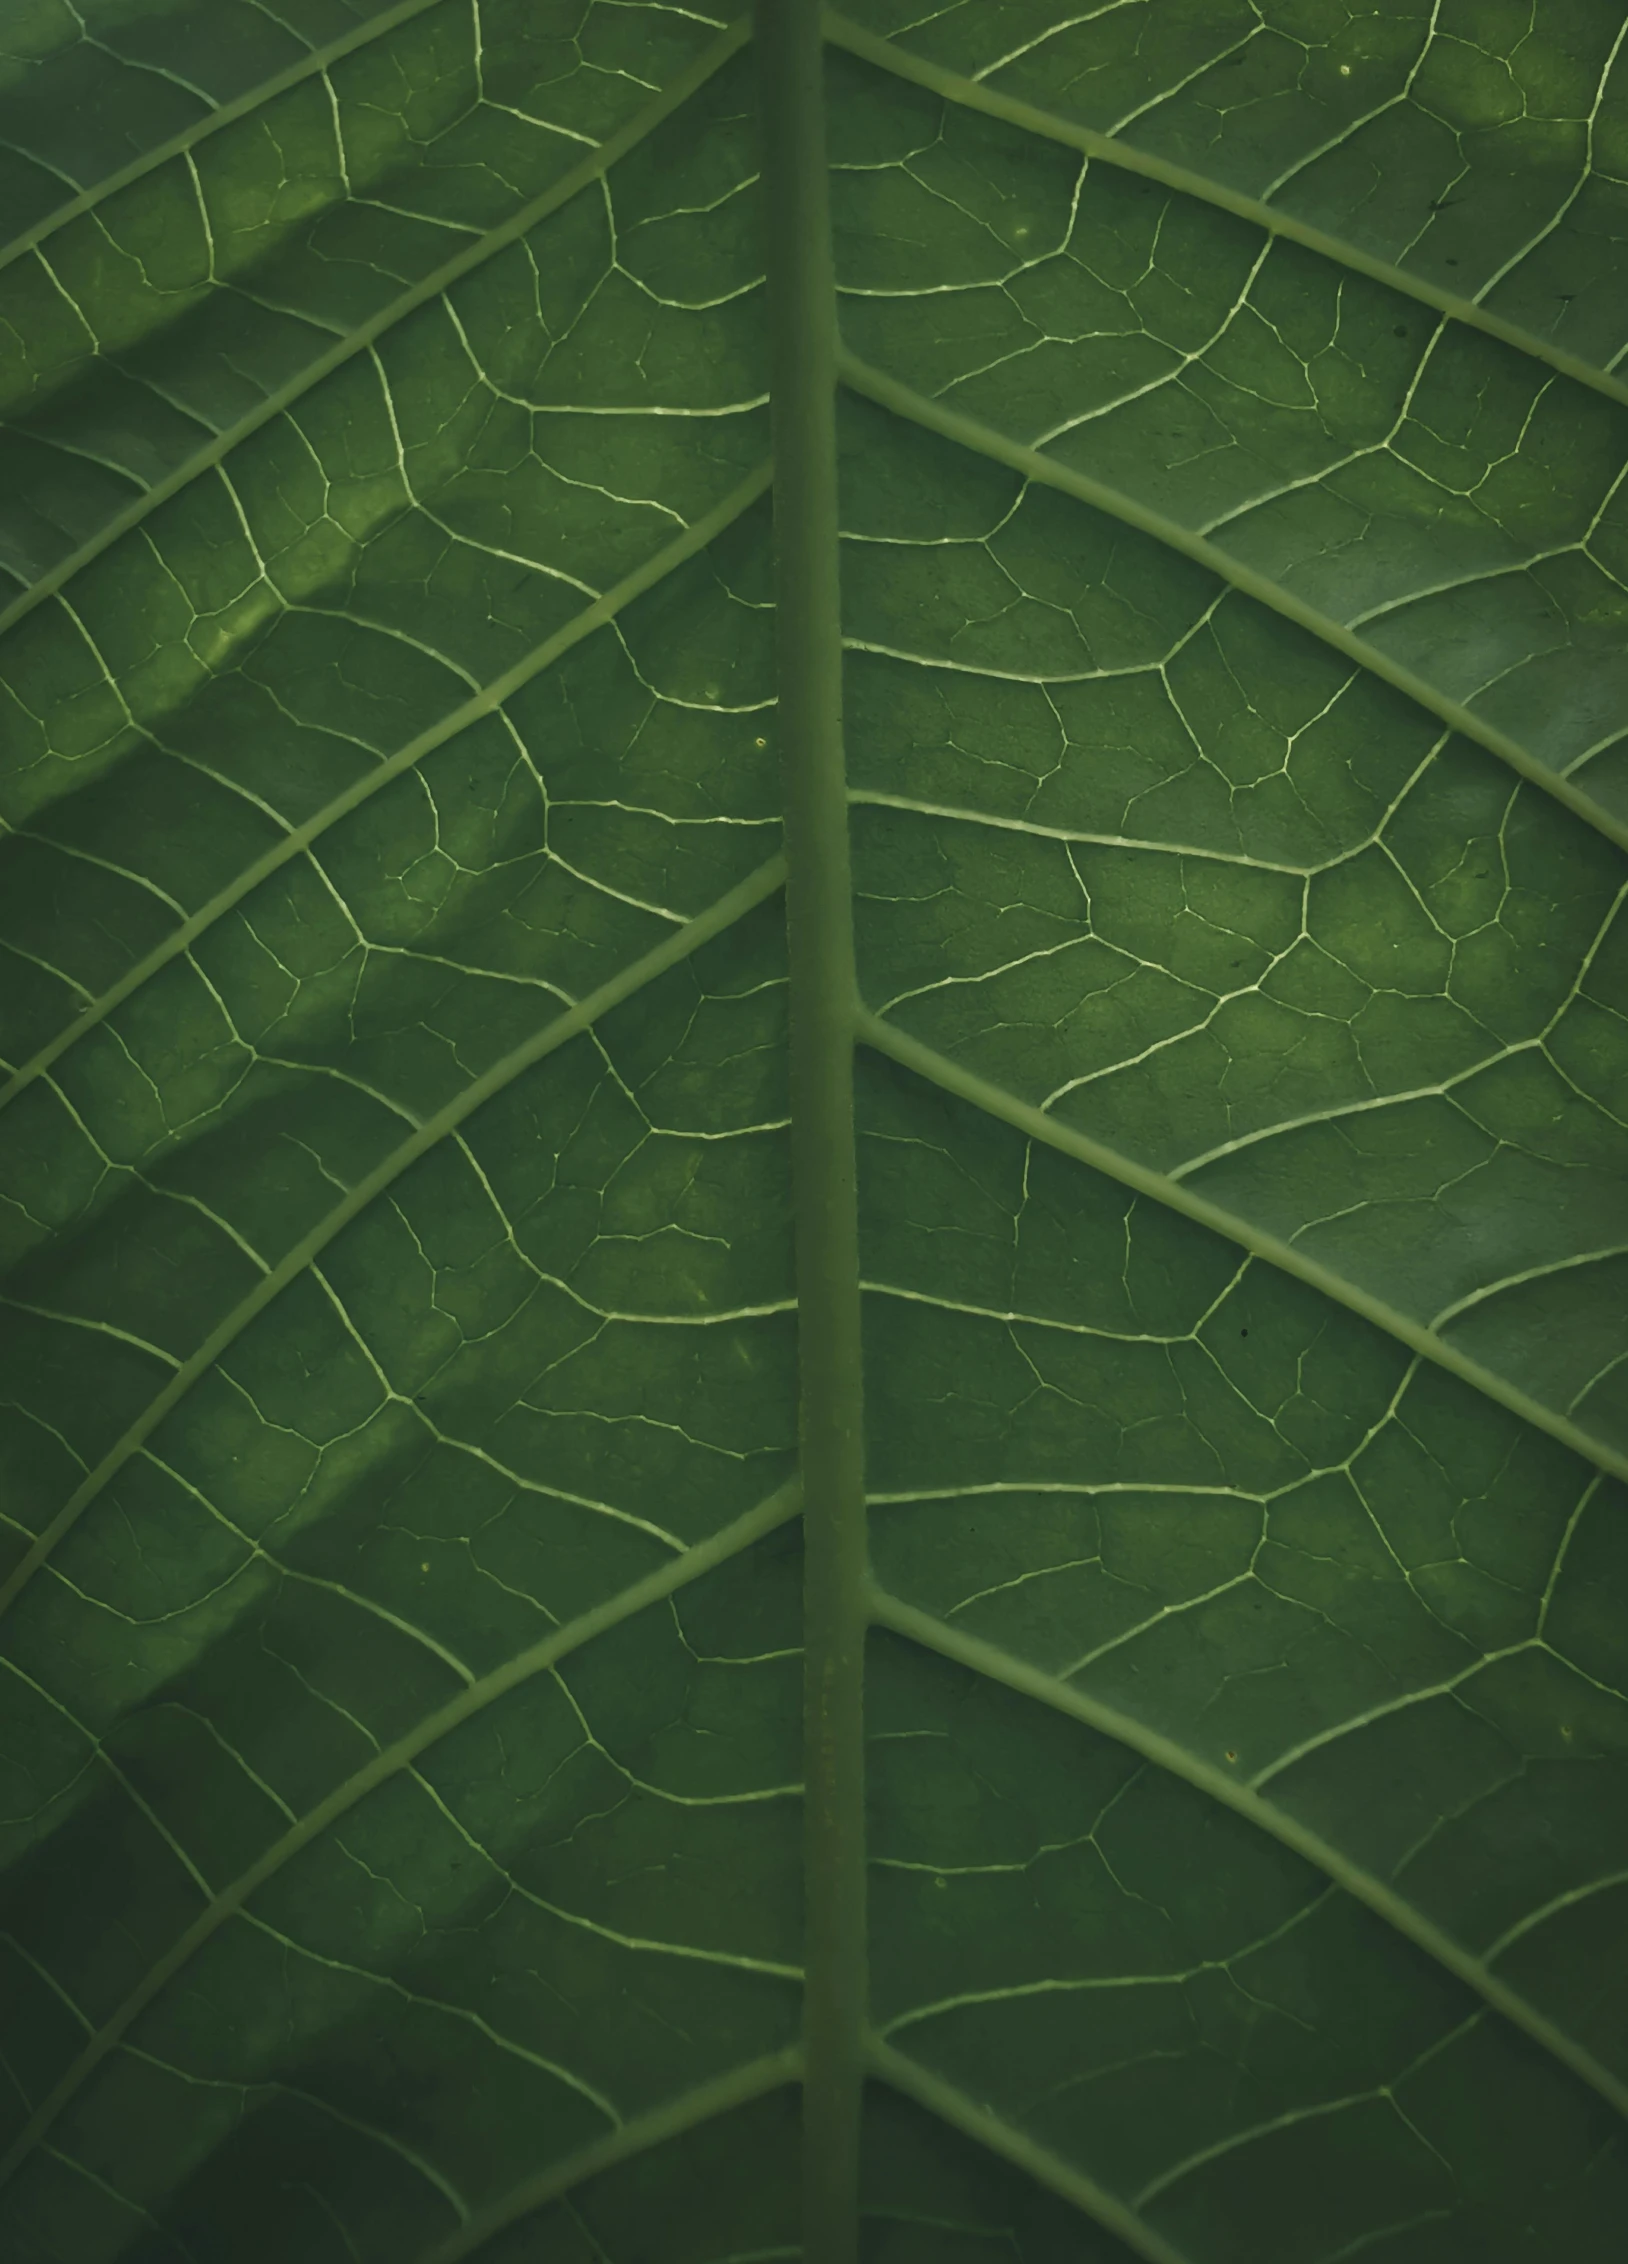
[
  {"left": 408, "top": 2046, "right": 805, "bottom": 2264},
  {"left": 0, "top": 17, "right": 754, "bottom": 643},
  {"left": 865, "top": 2034, "right": 1198, "bottom": 2264},
  {"left": 867, "top": 1589, "right": 1628, "bottom": 2128},
  {"left": 0, "top": 1484, "right": 803, "bottom": 2193},
  {"left": 0, "top": 858, "right": 787, "bottom": 1621},
  {"left": 836, "top": 354, "right": 1628, "bottom": 859},
  {"left": 820, "top": 10, "right": 1628, "bottom": 414},
  {"left": 854, "top": 1008, "right": 1628, "bottom": 1485},
  {"left": 0, "top": 0, "right": 451, "bottom": 274},
  {"left": 0, "top": 462, "right": 772, "bottom": 1119}
]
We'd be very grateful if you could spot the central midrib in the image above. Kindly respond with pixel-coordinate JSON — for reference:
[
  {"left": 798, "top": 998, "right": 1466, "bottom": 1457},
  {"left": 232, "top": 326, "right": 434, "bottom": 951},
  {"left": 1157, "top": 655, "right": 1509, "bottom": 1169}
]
[
  {"left": 756, "top": 4, "right": 871, "bottom": 2258},
  {"left": 8, "top": 11, "right": 1624, "bottom": 2254}
]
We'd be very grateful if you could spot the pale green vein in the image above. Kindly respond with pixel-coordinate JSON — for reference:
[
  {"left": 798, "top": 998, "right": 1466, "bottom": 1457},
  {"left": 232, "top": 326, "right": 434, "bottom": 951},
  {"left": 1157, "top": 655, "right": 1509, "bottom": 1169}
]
[
  {"left": 34, "top": 2147, "right": 162, "bottom": 2239},
  {"left": 0, "top": 1481, "right": 803, "bottom": 2194},
  {"left": 0, "top": 856, "right": 787, "bottom": 1621},
  {"left": 848, "top": 788, "right": 1306, "bottom": 875},
  {"left": 1429, "top": 1243, "right": 1628, "bottom": 1330},
  {"left": 1132, "top": 2085, "right": 1419, "bottom": 2210},
  {"left": 822, "top": 11, "right": 1628, "bottom": 414},
  {"left": 868, "top": 1588, "right": 1628, "bottom": 2127},
  {"left": 0, "top": 461, "right": 772, "bottom": 1117},
  {"left": 838, "top": 355, "right": 1628, "bottom": 859},
  {"left": 864, "top": 2035, "right": 1197, "bottom": 2264},
  {"left": 233, "top": 1904, "right": 623, "bottom": 2123},
  {"left": 0, "top": 16, "right": 752, "bottom": 641},
  {"left": 882, "top": 1970, "right": 1184, "bottom": 2037},
  {"left": 0, "top": 0, "right": 449, "bottom": 275},
  {"left": 1486, "top": 1870, "right": 1628, "bottom": 1962},
  {"left": 409, "top": 2046, "right": 804, "bottom": 2264},
  {"left": 759, "top": 5, "right": 871, "bottom": 2256},
  {"left": 855, "top": 1009, "right": 1628, "bottom": 1486}
]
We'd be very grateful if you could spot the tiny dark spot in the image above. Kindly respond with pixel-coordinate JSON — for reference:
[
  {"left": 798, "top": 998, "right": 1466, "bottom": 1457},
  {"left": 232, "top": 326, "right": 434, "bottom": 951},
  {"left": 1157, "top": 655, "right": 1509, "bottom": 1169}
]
[
  {"left": 1225, "top": 1749, "right": 1239, "bottom": 1763},
  {"left": 1393, "top": 325, "right": 1408, "bottom": 337},
  {"left": 1446, "top": 257, "right": 1459, "bottom": 266},
  {"left": 1239, "top": 1327, "right": 1250, "bottom": 1338}
]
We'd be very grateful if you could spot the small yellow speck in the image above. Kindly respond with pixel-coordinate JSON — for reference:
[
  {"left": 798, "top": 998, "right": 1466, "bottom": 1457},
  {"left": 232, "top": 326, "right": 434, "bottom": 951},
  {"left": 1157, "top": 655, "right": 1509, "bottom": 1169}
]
[
  {"left": 1338, "top": 61, "right": 1352, "bottom": 74},
  {"left": 754, "top": 735, "right": 767, "bottom": 748},
  {"left": 420, "top": 1561, "right": 430, "bottom": 1573}
]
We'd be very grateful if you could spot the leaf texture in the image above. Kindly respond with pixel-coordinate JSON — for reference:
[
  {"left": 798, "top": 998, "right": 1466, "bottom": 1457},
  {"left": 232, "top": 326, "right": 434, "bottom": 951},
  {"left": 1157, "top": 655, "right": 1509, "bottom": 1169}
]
[{"left": 0, "top": 2, "right": 1625, "bottom": 2259}]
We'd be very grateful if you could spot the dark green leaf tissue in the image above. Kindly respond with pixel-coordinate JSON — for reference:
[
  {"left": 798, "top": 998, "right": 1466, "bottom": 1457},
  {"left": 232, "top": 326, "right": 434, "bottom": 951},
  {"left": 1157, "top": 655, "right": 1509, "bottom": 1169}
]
[{"left": 1, "top": 0, "right": 1626, "bottom": 2257}]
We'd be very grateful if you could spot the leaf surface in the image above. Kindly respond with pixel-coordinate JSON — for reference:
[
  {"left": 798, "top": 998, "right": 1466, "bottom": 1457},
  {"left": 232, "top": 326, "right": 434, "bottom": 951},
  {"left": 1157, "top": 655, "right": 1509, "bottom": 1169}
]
[{"left": 1, "top": 2, "right": 1625, "bottom": 2259}]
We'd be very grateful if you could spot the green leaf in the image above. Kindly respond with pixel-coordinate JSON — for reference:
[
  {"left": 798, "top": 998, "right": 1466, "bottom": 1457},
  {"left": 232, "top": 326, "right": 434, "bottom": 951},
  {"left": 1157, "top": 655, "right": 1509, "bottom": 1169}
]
[{"left": 1, "top": 2, "right": 1625, "bottom": 2259}]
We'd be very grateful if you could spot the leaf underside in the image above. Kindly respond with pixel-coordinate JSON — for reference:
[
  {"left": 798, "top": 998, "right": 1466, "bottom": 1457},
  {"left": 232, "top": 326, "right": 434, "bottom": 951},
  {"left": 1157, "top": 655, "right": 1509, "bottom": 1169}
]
[{"left": 0, "top": 2, "right": 1625, "bottom": 2259}]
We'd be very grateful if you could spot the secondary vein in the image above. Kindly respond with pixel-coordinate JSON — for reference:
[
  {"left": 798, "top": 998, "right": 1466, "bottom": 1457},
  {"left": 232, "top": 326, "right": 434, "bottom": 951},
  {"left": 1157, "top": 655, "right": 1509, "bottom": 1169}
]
[
  {"left": 0, "top": 0, "right": 456, "bottom": 274},
  {"left": 821, "top": 10, "right": 1628, "bottom": 415},
  {"left": 869, "top": 1588, "right": 1628, "bottom": 2130},
  {"left": 0, "top": 463, "right": 772, "bottom": 1119},
  {"left": 0, "top": 1484, "right": 803, "bottom": 2195},
  {"left": 0, "top": 858, "right": 788, "bottom": 1623},
  {"left": 855, "top": 1008, "right": 1628, "bottom": 1487},
  {"left": 837, "top": 354, "right": 1628, "bottom": 861},
  {"left": 0, "top": 18, "right": 753, "bottom": 643}
]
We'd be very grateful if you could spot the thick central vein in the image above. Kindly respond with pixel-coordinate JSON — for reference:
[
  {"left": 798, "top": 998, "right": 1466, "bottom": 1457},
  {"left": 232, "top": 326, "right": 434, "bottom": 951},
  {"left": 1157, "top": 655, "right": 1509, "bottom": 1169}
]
[
  {"left": 867, "top": 2038, "right": 1197, "bottom": 2264},
  {"left": 757, "top": 8, "right": 870, "bottom": 2258}
]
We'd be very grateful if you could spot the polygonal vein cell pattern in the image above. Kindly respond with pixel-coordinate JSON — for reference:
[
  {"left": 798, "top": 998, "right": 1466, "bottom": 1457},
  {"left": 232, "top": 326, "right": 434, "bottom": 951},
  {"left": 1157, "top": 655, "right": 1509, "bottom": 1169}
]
[
  {"left": 1, "top": 8, "right": 1626, "bottom": 2264},
  {"left": 0, "top": 0, "right": 741, "bottom": 598},
  {"left": 830, "top": 49, "right": 1628, "bottom": 818},
  {"left": 841, "top": 391, "right": 1628, "bottom": 1457},
  {"left": 836, "top": 0, "right": 1628, "bottom": 373}
]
